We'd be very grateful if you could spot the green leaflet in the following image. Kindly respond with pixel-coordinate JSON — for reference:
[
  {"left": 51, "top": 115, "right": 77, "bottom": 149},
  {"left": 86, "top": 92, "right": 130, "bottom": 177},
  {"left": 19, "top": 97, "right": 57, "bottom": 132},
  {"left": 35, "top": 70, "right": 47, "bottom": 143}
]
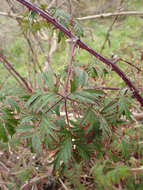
[
  {"left": 32, "top": 132, "right": 42, "bottom": 153},
  {"left": 26, "top": 92, "right": 58, "bottom": 113},
  {"left": 119, "top": 137, "right": 131, "bottom": 160},
  {"left": 100, "top": 100, "right": 119, "bottom": 124},
  {"left": 70, "top": 73, "right": 78, "bottom": 93},
  {"left": 74, "top": 142, "right": 90, "bottom": 160},
  {"left": 0, "top": 121, "right": 8, "bottom": 142},
  {"left": 92, "top": 162, "right": 130, "bottom": 187},
  {"left": 40, "top": 116, "right": 58, "bottom": 142},
  {"left": 42, "top": 71, "right": 56, "bottom": 91},
  {"left": 5, "top": 122, "right": 15, "bottom": 136},
  {"left": 26, "top": 92, "right": 41, "bottom": 107},
  {"left": 99, "top": 115, "right": 111, "bottom": 138},
  {"left": 54, "top": 137, "right": 72, "bottom": 172},
  {"left": 106, "top": 165, "right": 130, "bottom": 184},
  {"left": 21, "top": 132, "right": 33, "bottom": 139},
  {"left": 70, "top": 89, "right": 104, "bottom": 105},
  {"left": 16, "top": 124, "right": 34, "bottom": 133},
  {"left": 81, "top": 109, "right": 98, "bottom": 133},
  {"left": 93, "top": 67, "right": 98, "bottom": 77},
  {"left": 16, "top": 169, "right": 31, "bottom": 182},
  {"left": 28, "top": 10, "right": 37, "bottom": 31},
  {"left": 0, "top": 108, "right": 17, "bottom": 140},
  {"left": 36, "top": 93, "right": 57, "bottom": 113},
  {"left": 58, "top": 30, "right": 65, "bottom": 43},
  {"left": 53, "top": 9, "right": 70, "bottom": 29},
  {"left": 118, "top": 96, "right": 132, "bottom": 120},
  {"left": 74, "top": 20, "right": 84, "bottom": 38},
  {"left": 100, "top": 100, "right": 118, "bottom": 114},
  {"left": 4, "top": 98, "right": 20, "bottom": 112},
  {"left": 21, "top": 115, "right": 34, "bottom": 124},
  {"left": 71, "top": 66, "right": 88, "bottom": 92}
]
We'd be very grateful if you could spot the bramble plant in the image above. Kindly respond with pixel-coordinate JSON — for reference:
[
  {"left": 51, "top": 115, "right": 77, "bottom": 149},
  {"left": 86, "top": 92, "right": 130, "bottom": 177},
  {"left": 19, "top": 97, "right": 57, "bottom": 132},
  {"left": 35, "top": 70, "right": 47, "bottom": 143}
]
[{"left": 0, "top": 0, "right": 143, "bottom": 189}]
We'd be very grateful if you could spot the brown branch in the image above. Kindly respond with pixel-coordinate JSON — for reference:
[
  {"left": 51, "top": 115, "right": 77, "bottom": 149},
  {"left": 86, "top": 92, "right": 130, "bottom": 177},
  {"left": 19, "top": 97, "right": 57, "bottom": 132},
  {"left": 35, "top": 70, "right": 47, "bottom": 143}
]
[
  {"left": 77, "top": 11, "right": 143, "bottom": 21},
  {"left": 0, "top": 53, "right": 32, "bottom": 93},
  {"left": 14, "top": 0, "right": 143, "bottom": 106},
  {"left": 100, "top": 16, "right": 118, "bottom": 53},
  {"left": 0, "top": 11, "right": 22, "bottom": 19},
  {"left": 115, "top": 58, "right": 143, "bottom": 72},
  {"left": 64, "top": 99, "right": 70, "bottom": 129}
]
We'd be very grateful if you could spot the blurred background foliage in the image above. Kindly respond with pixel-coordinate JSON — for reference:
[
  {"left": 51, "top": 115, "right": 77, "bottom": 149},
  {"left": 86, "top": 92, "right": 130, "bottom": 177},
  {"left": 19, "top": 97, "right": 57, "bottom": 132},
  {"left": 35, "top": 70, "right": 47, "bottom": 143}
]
[{"left": 0, "top": 0, "right": 143, "bottom": 88}]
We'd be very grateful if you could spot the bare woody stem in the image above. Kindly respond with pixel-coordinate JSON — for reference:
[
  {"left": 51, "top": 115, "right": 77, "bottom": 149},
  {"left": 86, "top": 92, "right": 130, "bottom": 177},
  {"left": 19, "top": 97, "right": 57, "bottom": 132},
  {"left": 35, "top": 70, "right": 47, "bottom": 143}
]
[
  {"left": 15, "top": 0, "right": 143, "bottom": 106},
  {"left": 77, "top": 11, "right": 143, "bottom": 21},
  {"left": 0, "top": 53, "right": 32, "bottom": 93}
]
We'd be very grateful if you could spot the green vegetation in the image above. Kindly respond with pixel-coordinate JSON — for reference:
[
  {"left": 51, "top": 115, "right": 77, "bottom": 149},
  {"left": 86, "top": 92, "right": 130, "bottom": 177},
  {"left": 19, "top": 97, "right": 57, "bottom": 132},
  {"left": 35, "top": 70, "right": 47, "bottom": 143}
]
[{"left": 0, "top": 0, "right": 143, "bottom": 189}]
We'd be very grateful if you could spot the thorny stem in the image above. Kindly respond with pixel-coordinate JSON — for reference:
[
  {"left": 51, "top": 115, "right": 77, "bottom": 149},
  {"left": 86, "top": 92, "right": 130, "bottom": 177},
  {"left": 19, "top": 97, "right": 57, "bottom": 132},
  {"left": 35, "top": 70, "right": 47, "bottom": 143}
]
[
  {"left": 0, "top": 53, "right": 32, "bottom": 93},
  {"left": 14, "top": 0, "right": 143, "bottom": 106}
]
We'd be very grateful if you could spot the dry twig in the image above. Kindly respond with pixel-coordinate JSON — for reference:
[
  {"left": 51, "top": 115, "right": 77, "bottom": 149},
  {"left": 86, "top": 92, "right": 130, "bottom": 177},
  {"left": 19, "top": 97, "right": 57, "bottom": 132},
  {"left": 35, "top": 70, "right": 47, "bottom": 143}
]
[{"left": 77, "top": 11, "right": 143, "bottom": 21}]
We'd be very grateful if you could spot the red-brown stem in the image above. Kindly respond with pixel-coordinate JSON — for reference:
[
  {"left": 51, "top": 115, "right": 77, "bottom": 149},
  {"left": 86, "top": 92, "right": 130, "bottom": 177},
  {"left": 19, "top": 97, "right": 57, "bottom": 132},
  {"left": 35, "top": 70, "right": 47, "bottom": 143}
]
[
  {"left": 65, "top": 39, "right": 78, "bottom": 95},
  {"left": 15, "top": 0, "right": 143, "bottom": 106},
  {"left": 0, "top": 53, "right": 32, "bottom": 93},
  {"left": 64, "top": 99, "right": 70, "bottom": 129},
  {"left": 64, "top": 39, "right": 78, "bottom": 128},
  {"left": 45, "top": 97, "right": 64, "bottom": 113},
  {"left": 115, "top": 58, "right": 143, "bottom": 72}
]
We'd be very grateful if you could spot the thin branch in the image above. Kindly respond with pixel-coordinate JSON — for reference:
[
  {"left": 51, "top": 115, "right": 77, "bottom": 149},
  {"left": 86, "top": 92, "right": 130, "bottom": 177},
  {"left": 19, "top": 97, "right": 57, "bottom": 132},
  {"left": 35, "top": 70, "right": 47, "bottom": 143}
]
[
  {"left": 132, "top": 112, "right": 143, "bottom": 120},
  {"left": 45, "top": 97, "right": 64, "bottom": 113},
  {"left": 65, "top": 38, "right": 78, "bottom": 95},
  {"left": 64, "top": 39, "right": 78, "bottom": 128},
  {"left": 100, "top": 16, "right": 118, "bottom": 53},
  {"left": 115, "top": 58, "right": 143, "bottom": 72},
  {"left": 1, "top": 62, "right": 24, "bottom": 87},
  {"left": 0, "top": 11, "right": 22, "bottom": 19},
  {"left": 130, "top": 167, "right": 143, "bottom": 173},
  {"left": 47, "top": 0, "right": 56, "bottom": 10},
  {"left": 77, "top": 11, "right": 143, "bottom": 21},
  {"left": 100, "top": 0, "right": 124, "bottom": 53},
  {"left": 59, "top": 178, "right": 69, "bottom": 190},
  {"left": 92, "top": 86, "right": 120, "bottom": 90},
  {"left": 20, "top": 173, "right": 51, "bottom": 190},
  {"left": 14, "top": 0, "right": 143, "bottom": 106},
  {"left": 1, "top": 11, "right": 143, "bottom": 21},
  {"left": 64, "top": 99, "right": 70, "bottom": 128},
  {"left": 0, "top": 53, "right": 32, "bottom": 93}
]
